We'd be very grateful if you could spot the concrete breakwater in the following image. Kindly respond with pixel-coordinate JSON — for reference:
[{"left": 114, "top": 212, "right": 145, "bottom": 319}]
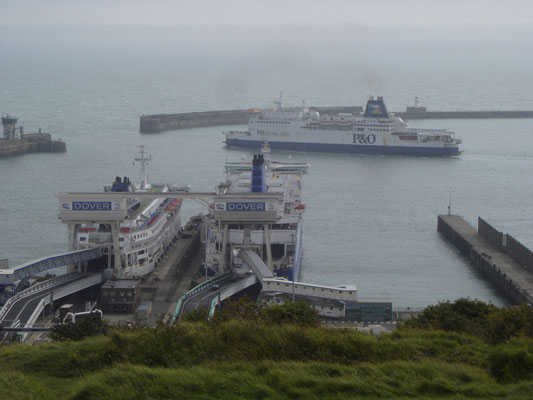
[
  {"left": 140, "top": 107, "right": 533, "bottom": 133},
  {"left": 438, "top": 215, "right": 533, "bottom": 305},
  {"left": 396, "top": 110, "right": 533, "bottom": 120},
  {"left": 0, "top": 134, "right": 66, "bottom": 158},
  {"left": 140, "top": 106, "right": 363, "bottom": 133}
]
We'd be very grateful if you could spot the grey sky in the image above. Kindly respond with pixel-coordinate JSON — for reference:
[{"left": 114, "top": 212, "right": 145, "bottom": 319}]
[{"left": 2, "top": 0, "right": 532, "bottom": 29}]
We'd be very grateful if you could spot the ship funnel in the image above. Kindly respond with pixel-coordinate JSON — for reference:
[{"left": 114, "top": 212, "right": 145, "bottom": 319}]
[
  {"left": 363, "top": 96, "right": 391, "bottom": 118},
  {"left": 251, "top": 153, "right": 266, "bottom": 193}
]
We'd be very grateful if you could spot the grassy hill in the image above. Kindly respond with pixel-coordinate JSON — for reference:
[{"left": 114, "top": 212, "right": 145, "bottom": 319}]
[{"left": 1, "top": 299, "right": 533, "bottom": 399}]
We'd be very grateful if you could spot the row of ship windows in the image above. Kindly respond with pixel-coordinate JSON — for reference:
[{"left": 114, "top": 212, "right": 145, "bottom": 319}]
[
  {"left": 257, "top": 121, "right": 291, "bottom": 124},
  {"left": 273, "top": 282, "right": 352, "bottom": 294},
  {"left": 356, "top": 127, "right": 390, "bottom": 132}
]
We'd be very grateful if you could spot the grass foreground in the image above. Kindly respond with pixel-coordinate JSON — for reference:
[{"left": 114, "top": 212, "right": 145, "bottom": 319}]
[{"left": 1, "top": 299, "right": 533, "bottom": 399}]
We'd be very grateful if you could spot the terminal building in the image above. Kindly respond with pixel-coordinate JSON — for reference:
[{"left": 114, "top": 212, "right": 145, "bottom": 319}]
[{"left": 261, "top": 278, "right": 392, "bottom": 321}]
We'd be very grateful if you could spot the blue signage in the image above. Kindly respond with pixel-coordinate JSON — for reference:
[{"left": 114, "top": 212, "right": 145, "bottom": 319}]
[
  {"left": 226, "top": 202, "right": 265, "bottom": 211},
  {"left": 73, "top": 201, "right": 112, "bottom": 211}
]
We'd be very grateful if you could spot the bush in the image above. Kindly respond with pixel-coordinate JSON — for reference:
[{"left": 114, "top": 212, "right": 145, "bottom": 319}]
[
  {"left": 403, "top": 298, "right": 494, "bottom": 336},
  {"left": 489, "top": 346, "right": 533, "bottom": 382},
  {"left": 50, "top": 313, "right": 108, "bottom": 341},
  {"left": 259, "top": 301, "right": 319, "bottom": 327},
  {"left": 403, "top": 298, "right": 533, "bottom": 345},
  {"left": 180, "top": 307, "right": 209, "bottom": 323}
]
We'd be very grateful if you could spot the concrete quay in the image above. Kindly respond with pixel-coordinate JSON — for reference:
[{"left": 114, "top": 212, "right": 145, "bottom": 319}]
[{"left": 438, "top": 215, "right": 533, "bottom": 305}]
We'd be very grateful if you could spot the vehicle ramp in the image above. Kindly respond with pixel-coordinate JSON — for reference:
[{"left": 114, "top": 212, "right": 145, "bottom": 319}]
[
  {"left": 0, "top": 273, "right": 104, "bottom": 342},
  {"left": 240, "top": 249, "right": 273, "bottom": 279}
]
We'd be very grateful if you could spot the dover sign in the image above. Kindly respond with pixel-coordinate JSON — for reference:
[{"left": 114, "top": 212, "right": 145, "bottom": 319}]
[
  {"left": 59, "top": 195, "right": 127, "bottom": 221},
  {"left": 213, "top": 196, "right": 280, "bottom": 222}
]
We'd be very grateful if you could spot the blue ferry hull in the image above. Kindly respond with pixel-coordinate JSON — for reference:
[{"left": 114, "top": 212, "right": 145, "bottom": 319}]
[{"left": 226, "top": 138, "right": 460, "bottom": 156}]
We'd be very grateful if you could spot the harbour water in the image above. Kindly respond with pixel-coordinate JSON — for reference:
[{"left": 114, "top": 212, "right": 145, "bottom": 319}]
[{"left": 1, "top": 28, "right": 533, "bottom": 307}]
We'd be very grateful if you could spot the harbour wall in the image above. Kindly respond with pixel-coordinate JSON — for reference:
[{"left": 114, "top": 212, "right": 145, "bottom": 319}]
[
  {"left": 437, "top": 215, "right": 533, "bottom": 305},
  {"left": 396, "top": 110, "right": 533, "bottom": 120},
  {"left": 0, "top": 134, "right": 66, "bottom": 158},
  {"left": 140, "top": 107, "right": 533, "bottom": 133},
  {"left": 140, "top": 106, "right": 364, "bottom": 133}
]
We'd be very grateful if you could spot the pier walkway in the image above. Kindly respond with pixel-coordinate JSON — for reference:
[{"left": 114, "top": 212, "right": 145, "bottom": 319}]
[
  {"left": 438, "top": 215, "right": 533, "bottom": 305},
  {"left": 0, "top": 248, "right": 103, "bottom": 289}
]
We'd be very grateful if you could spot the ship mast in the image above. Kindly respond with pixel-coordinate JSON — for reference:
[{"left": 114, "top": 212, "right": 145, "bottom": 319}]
[
  {"left": 261, "top": 141, "right": 272, "bottom": 168},
  {"left": 135, "top": 145, "right": 151, "bottom": 190},
  {"left": 273, "top": 91, "right": 283, "bottom": 110}
]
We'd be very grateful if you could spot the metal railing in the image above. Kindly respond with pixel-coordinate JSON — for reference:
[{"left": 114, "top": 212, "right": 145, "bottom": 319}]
[
  {"left": 171, "top": 272, "right": 232, "bottom": 323},
  {"left": 0, "top": 273, "right": 81, "bottom": 323}
]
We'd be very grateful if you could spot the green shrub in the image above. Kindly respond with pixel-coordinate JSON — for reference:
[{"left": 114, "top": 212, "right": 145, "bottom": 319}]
[
  {"left": 489, "top": 346, "right": 533, "bottom": 382},
  {"left": 50, "top": 313, "right": 108, "bottom": 341},
  {"left": 402, "top": 298, "right": 533, "bottom": 345},
  {"left": 259, "top": 301, "right": 320, "bottom": 327}
]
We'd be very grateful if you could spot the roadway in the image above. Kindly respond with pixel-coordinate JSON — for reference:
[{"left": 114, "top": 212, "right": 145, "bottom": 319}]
[
  {"left": 181, "top": 276, "right": 236, "bottom": 314},
  {"left": 0, "top": 274, "right": 103, "bottom": 342},
  {"left": 141, "top": 233, "right": 203, "bottom": 324}
]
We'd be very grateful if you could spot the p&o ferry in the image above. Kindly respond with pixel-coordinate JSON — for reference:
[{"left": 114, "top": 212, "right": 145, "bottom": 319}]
[{"left": 225, "top": 96, "right": 461, "bottom": 156}]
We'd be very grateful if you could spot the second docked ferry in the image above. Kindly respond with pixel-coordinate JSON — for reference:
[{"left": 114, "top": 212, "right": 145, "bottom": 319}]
[{"left": 225, "top": 96, "right": 461, "bottom": 156}]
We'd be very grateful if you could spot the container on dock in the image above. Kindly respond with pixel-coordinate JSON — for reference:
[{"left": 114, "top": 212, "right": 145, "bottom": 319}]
[{"left": 137, "top": 301, "right": 152, "bottom": 320}]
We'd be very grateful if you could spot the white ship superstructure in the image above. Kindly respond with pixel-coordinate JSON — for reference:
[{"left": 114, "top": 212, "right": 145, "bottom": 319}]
[
  {"left": 75, "top": 146, "right": 186, "bottom": 277},
  {"left": 225, "top": 96, "right": 461, "bottom": 156},
  {"left": 205, "top": 143, "right": 308, "bottom": 280}
]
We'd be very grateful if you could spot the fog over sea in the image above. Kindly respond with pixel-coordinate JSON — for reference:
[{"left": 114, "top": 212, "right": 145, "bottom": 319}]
[{"left": 1, "top": 25, "right": 533, "bottom": 307}]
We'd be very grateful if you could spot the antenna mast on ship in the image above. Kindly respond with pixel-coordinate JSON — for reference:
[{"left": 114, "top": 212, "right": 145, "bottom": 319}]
[
  {"left": 261, "top": 141, "right": 272, "bottom": 167},
  {"left": 135, "top": 145, "right": 151, "bottom": 190},
  {"left": 273, "top": 91, "right": 283, "bottom": 110}
]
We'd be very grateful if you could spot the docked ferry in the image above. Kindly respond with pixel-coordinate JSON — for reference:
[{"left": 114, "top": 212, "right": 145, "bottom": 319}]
[
  {"left": 205, "top": 143, "right": 308, "bottom": 281},
  {"left": 225, "top": 96, "right": 461, "bottom": 156},
  {"left": 75, "top": 146, "right": 187, "bottom": 277}
]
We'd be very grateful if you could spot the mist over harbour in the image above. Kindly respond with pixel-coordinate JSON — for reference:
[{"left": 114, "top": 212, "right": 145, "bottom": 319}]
[{"left": 1, "top": 1, "right": 533, "bottom": 307}]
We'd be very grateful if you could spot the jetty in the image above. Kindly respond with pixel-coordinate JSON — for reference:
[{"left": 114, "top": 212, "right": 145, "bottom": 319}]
[
  {"left": 438, "top": 215, "right": 533, "bottom": 305},
  {"left": 0, "top": 116, "right": 66, "bottom": 158}
]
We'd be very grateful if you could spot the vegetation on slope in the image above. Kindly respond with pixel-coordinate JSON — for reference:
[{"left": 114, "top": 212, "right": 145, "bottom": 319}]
[{"left": 1, "top": 298, "right": 533, "bottom": 399}]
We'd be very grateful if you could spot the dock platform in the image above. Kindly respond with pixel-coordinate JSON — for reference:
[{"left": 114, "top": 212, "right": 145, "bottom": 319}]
[{"left": 438, "top": 215, "right": 533, "bottom": 305}]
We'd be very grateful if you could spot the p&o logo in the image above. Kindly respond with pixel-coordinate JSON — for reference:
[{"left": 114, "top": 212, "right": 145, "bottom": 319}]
[{"left": 352, "top": 133, "right": 376, "bottom": 145}]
